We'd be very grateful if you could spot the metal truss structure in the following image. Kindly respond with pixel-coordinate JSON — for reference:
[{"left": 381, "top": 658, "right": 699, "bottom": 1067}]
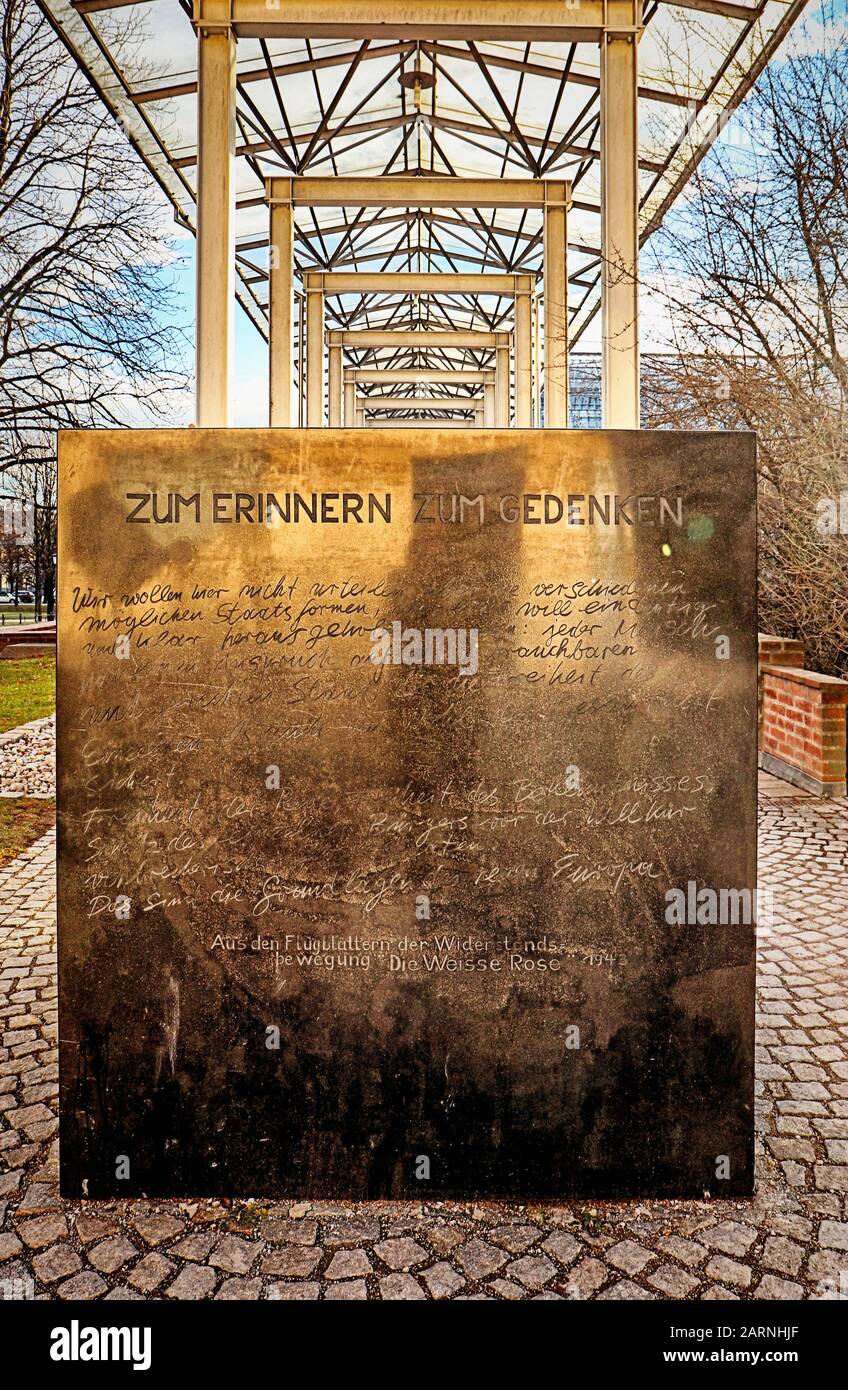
[{"left": 40, "top": 0, "right": 810, "bottom": 427}]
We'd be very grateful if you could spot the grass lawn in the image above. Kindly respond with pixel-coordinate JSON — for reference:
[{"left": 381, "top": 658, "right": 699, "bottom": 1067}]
[
  {"left": 0, "top": 798, "right": 54, "bottom": 869},
  {"left": 0, "top": 655, "right": 56, "bottom": 733}
]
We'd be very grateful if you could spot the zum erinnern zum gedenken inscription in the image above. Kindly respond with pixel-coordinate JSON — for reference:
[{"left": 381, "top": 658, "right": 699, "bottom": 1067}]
[{"left": 58, "top": 429, "right": 756, "bottom": 1199}]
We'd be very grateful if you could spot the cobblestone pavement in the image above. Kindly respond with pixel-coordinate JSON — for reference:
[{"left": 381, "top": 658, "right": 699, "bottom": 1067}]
[{"left": 1, "top": 776, "right": 847, "bottom": 1302}]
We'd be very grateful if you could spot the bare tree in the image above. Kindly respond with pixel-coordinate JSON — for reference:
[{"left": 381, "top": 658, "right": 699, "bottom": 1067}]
[
  {"left": 643, "top": 11, "right": 848, "bottom": 676},
  {"left": 0, "top": 0, "right": 188, "bottom": 471}
]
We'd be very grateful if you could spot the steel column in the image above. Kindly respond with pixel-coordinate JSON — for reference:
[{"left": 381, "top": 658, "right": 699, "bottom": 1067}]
[
  {"left": 328, "top": 343, "right": 343, "bottom": 426},
  {"left": 297, "top": 291, "right": 305, "bottom": 425},
  {"left": 496, "top": 340, "right": 510, "bottom": 426},
  {"left": 195, "top": 16, "right": 235, "bottom": 426},
  {"left": 306, "top": 278, "right": 325, "bottom": 426},
  {"left": 269, "top": 201, "right": 293, "bottom": 426},
  {"left": 344, "top": 379, "right": 356, "bottom": 426},
  {"left": 544, "top": 181, "right": 569, "bottom": 426},
  {"left": 601, "top": 6, "right": 641, "bottom": 428},
  {"left": 514, "top": 282, "right": 533, "bottom": 427}
]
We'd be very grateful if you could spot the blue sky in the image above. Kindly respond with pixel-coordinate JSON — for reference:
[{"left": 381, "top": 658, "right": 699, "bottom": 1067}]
[{"left": 168, "top": 258, "right": 269, "bottom": 427}]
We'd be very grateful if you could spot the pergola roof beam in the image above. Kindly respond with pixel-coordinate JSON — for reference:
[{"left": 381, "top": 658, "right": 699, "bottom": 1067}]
[
  {"left": 305, "top": 271, "right": 534, "bottom": 295},
  {"left": 329, "top": 329, "right": 509, "bottom": 347},
  {"left": 359, "top": 398, "right": 484, "bottom": 410},
  {"left": 191, "top": 0, "right": 634, "bottom": 41},
  {"left": 345, "top": 368, "right": 495, "bottom": 384},
  {"left": 268, "top": 176, "right": 571, "bottom": 210},
  {"left": 79, "top": 0, "right": 759, "bottom": 17}
]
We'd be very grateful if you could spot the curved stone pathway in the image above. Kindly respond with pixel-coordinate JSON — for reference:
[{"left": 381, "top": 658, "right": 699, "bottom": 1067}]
[{"left": 0, "top": 776, "right": 846, "bottom": 1301}]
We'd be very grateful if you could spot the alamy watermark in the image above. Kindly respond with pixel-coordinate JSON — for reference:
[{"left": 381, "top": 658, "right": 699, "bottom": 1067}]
[
  {"left": 815, "top": 492, "right": 848, "bottom": 537},
  {"left": 50, "top": 1320, "right": 152, "bottom": 1371},
  {"left": 370, "top": 621, "right": 479, "bottom": 677},
  {"left": 0, "top": 1274, "right": 34, "bottom": 1300},
  {"left": 665, "top": 880, "right": 773, "bottom": 927},
  {"left": 0, "top": 498, "right": 34, "bottom": 546}
]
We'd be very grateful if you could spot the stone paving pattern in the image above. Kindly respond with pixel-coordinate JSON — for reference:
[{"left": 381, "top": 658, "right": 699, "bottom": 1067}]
[{"left": 1, "top": 775, "right": 847, "bottom": 1301}]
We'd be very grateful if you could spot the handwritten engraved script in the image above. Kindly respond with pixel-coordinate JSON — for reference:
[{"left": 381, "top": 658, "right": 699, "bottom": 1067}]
[{"left": 58, "top": 429, "right": 756, "bottom": 1199}]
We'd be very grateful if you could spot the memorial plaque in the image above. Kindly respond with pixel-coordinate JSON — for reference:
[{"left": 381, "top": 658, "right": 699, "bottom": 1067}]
[{"left": 58, "top": 428, "right": 756, "bottom": 1199}]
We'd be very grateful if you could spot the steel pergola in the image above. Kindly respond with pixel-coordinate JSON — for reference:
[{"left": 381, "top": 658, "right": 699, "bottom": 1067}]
[{"left": 39, "top": 0, "right": 811, "bottom": 426}]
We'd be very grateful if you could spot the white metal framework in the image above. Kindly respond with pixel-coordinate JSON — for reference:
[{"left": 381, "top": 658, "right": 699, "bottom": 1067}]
[
  {"left": 303, "top": 266, "right": 533, "bottom": 425},
  {"left": 270, "top": 176, "right": 564, "bottom": 427},
  {"left": 41, "top": 0, "right": 810, "bottom": 429}
]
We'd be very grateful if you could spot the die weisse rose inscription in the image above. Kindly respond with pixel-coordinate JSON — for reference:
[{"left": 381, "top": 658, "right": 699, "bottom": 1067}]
[{"left": 58, "top": 429, "right": 756, "bottom": 1199}]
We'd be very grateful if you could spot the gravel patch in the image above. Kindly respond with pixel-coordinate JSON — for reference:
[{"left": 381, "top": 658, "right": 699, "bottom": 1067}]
[{"left": 0, "top": 716, "right": 55, "bottom": 798}]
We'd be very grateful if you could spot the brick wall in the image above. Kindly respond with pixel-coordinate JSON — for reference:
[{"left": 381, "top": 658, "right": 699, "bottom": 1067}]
[
  {"left": 757, "top": 633, "right": 806, "bottom": 749},
  {"left": 760, "top": 664, "right": 848, "bottom": 798},
  {"left": 757, "top": 632, "right": 805, "bottom": 670}
]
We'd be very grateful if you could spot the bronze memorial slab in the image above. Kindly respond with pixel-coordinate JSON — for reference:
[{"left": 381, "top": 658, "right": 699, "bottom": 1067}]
[{"left": 58, "top": 428, "right": 757, "bottom": 1199}]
